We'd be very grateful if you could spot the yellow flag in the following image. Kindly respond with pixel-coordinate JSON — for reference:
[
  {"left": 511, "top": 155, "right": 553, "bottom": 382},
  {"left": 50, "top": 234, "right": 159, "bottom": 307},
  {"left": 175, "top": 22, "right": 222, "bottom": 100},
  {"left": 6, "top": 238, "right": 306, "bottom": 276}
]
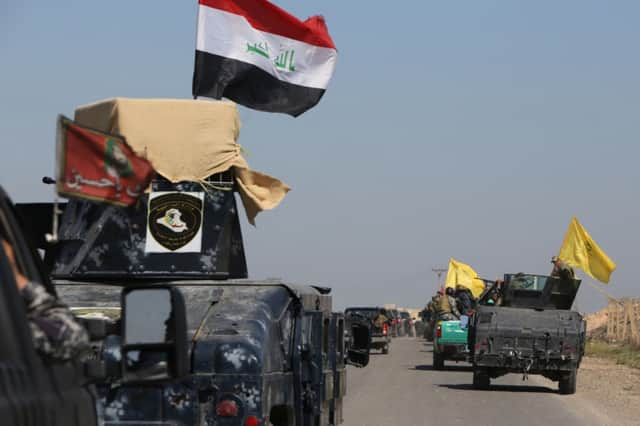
[
  {"left": 558, "top": 217, "right": 617, "bottom": 284},
  {"left": 445, "top": 258, "right": 486, "bottom": 299}
]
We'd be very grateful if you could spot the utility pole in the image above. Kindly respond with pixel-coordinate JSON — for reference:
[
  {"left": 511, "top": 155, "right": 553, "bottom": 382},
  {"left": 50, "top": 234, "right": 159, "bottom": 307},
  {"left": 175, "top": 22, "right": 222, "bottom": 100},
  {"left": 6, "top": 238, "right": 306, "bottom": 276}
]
[{"left": 432, "top": 267, "right": 447, "bottom": 289}]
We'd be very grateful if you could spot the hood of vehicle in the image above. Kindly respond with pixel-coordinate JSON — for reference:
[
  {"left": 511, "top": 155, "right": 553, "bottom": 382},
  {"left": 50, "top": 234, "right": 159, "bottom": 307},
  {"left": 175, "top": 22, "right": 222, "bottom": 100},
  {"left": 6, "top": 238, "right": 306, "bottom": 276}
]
[{"left": 180, "top": 284, "right": 294, "bottom": 375}]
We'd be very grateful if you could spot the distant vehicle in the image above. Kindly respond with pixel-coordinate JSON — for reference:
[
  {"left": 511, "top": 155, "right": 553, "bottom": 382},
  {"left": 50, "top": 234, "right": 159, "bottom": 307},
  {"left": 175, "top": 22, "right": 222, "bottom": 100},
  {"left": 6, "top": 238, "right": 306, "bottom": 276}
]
[
  {"left": 388, "top": 309, "right": 402, "bottom": 337},
  {"left": 399, "top": 311, "right": 414, "bottom": 337},
  {"left": 469, "top": 273, "right": 585, "bottom": 394},
  {"left": 345, "top": 307, "right": 391, "bottom": 355}
]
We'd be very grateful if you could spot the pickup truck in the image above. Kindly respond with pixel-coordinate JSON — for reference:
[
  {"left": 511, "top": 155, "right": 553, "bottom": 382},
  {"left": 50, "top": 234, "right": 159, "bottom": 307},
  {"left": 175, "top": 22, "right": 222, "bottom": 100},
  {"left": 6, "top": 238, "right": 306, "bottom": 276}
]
[
  {"left": 345, "top": 307, "right": 391, "bottom": 354},
  {"left": 432, "top": 319, "right": 469, "bottom": 369},
  {"left": 469, "top": 273, "right": 585, "bottom": 394}
]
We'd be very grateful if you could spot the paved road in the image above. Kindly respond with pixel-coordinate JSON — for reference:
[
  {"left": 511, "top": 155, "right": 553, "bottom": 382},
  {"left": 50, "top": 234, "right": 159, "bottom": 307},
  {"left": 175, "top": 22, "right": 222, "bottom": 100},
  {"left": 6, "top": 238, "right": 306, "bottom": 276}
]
[{"left": 342, "top": 338, "right": 612, "bottom": 426}]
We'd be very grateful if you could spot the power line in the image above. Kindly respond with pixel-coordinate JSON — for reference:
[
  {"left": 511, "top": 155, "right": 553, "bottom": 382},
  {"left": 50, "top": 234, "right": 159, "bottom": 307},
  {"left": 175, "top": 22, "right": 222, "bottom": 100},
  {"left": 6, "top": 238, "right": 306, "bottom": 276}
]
[{"left": 432, "top": 267, "right": 447, "bottom": 288}]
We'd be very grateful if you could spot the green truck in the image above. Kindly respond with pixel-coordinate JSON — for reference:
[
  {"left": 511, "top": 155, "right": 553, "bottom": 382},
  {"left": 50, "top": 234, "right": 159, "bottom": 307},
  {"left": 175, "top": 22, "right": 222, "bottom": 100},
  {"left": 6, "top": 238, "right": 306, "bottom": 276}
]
[{"left": 432, "top": 319, "right": 469, "bottom": 369}]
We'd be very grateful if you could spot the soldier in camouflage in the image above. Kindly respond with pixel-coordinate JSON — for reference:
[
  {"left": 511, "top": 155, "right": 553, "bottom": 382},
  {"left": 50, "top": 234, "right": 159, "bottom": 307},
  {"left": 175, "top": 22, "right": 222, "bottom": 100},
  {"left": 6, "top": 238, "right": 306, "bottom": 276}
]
[
  {"left": 551, "top": 256, "right": 575, "bottom": 280},
  {"left": 2, "top": 239, "right": 89, "bottom": 360},
  {"left": 436, "top": 288, "right": 460, "bottom": 321},
  {"left": 22, "top": 281, "right": 90, "bottom": 360}
]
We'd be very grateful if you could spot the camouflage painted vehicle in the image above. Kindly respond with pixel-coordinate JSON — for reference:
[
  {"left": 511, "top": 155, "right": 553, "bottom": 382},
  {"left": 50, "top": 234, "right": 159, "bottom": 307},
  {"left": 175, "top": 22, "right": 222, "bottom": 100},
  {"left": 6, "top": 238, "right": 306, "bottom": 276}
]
[{"left": 22, "top": 176, "right": 370, "bottom": 426}]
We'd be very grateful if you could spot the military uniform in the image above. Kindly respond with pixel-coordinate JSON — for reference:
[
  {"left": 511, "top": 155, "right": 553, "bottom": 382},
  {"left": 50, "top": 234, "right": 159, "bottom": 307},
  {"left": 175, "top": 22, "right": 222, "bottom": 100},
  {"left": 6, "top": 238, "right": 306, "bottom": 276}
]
[
  {"left": 436, "top": 293, "right": 460, "bottom": 321},
  {"left": 455, "top": 288, "right": 475, "bottom": 315},
  {"left": 552, "top": 259, "right": 575, "bottom": 280},
  {"left": 22, "top": 281, "right": 90, "bottom": 360},
  {"left": 373, "top": 313, "right": 389, "bottom": 330}
]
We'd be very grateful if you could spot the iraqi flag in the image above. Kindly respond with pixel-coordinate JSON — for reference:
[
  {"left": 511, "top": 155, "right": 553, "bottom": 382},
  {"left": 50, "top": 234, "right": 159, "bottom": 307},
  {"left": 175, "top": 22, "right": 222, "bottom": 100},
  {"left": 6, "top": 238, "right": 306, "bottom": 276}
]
[{"left": 192, "top": 0, "right": 337, "bottom": 117}]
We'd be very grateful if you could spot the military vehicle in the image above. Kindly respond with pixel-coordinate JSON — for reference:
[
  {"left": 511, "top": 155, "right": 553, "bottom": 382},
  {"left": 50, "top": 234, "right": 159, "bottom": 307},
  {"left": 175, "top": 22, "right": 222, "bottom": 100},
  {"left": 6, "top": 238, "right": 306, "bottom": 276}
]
[
  {"left": 24, "top": 176, "right": 370, "bottom": 426},
  {"left": 469, "top": 273, "right": 585, "bottom": 394},
  {"left": 345, "top": 307, "right": 391, "bottom": 354},
  {"left": 432, "top": 319, "right": 468, "bottom": 370},
  {"left": 1, "top": 185, "right": 187, "bottom": 426},
  {"left": 17, "top": 99, "right": 371, "bottom": 425}
]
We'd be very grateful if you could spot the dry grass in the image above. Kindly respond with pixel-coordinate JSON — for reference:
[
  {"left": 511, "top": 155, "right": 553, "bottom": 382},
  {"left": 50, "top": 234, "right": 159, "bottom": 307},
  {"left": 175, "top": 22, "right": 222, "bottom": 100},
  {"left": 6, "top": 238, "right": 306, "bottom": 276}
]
[{"left": 586, "top": 339, "right": 640, "bottom": 370}]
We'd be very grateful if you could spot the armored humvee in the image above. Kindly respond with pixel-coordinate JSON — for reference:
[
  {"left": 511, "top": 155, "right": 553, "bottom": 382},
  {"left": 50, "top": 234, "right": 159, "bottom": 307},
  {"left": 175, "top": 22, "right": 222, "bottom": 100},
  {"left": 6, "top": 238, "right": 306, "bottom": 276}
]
[
  {"left": 469, "top": 273, "right": 585, "bottom": 394},
  {"left": 20, "top": 174, "right": 370, "bottom": 425}
]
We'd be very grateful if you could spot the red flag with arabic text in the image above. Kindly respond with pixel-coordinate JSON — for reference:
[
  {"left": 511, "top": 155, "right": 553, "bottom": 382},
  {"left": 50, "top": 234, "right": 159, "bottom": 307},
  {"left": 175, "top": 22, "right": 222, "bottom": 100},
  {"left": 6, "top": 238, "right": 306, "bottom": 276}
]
[{"left": 56, "top": 115, "right": 154, "bottom": 206}]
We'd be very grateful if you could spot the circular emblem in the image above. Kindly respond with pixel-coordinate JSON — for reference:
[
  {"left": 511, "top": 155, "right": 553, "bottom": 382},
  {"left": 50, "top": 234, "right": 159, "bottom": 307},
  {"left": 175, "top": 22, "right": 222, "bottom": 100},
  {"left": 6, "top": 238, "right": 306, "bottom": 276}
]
[{"left": 148, "top": 193, "right": 203, "bottom": 251}]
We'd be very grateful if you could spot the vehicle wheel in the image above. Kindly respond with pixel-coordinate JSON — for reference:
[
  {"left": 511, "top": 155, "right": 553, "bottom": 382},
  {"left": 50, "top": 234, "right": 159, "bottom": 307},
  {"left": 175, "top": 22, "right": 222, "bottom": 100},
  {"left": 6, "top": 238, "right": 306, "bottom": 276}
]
[
  {"left": 382, "top": 344, "right": 389, "bottom": 355},
  {"left": 558, "top": 368, "right": 577, "bottom": 395},
  {"left": 433, "top": 350, "right": 444, "bottom": 370},
  {"left": 472, "top": 368, "right": 490, "bottom": 390}
]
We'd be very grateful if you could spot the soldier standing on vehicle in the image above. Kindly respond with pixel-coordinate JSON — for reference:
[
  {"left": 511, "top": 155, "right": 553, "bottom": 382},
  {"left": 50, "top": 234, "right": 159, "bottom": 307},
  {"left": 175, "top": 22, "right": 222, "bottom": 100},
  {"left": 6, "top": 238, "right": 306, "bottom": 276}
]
[
  {"left": 455, "top": 286, "right": 475, "bottom": 315},
  {"left": 2, "top": 239, "right": 89, "bottom": 360},
  {"left": 551, "top": 256, "right": 575, "bottom": 280},
  {"left": 436, "top": 288, "right": 460, "bottom": 321}
]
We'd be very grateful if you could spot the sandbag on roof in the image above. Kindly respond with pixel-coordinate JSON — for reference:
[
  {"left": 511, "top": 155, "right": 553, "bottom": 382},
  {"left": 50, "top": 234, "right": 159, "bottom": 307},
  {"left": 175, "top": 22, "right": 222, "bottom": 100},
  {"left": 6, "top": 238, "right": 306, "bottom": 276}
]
[{"left": 74, "top": 97, "right": 289, "bottom": 224}]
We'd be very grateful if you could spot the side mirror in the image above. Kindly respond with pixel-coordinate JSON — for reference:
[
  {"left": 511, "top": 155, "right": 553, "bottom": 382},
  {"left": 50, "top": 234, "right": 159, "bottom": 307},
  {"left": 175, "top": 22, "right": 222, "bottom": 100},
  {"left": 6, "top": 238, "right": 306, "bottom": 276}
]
[
  {"left": 346, "top": 322, "right": 371, "bottom": 368},
  {"left": 121, "top": 286, "right": 189, "bottom": 383}
]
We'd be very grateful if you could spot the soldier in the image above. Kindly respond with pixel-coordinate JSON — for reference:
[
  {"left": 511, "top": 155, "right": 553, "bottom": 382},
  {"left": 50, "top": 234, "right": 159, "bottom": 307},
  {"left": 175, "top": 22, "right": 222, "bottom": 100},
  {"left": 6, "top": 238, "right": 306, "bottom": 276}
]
[
  {"left": 2, "top": 239, "right": 89, "bottom": 360},
  {"left": 551, "top": 256, "right": 575, "bottom": 280},
  {"left": 486, "top": 279, "right": 504, "bottom": 306},
  {"left": 455, "top": 285, "right": 475, "bottom": 316},
  {"left": 436, "top": 288, "right": 460, "bottom": 321},
  {"left": 373, "top": 309, "right": 389, "bottom": 330}
]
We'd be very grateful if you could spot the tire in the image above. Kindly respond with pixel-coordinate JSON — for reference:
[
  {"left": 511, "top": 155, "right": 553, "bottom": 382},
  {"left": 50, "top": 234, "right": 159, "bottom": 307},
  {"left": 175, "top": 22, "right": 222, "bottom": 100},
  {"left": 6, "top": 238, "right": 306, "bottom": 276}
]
[
  {"left": 559, "top": 368, "right": 577, "bottom": 395},
  {"left": 433, "top": 350, "right": 444, "bottom": 370},
  {"left": 472, "top": 368, "right": 490, "bottom": 390},
  {"left": 382, "top": 344, "right": 389, "bottom": 355}
]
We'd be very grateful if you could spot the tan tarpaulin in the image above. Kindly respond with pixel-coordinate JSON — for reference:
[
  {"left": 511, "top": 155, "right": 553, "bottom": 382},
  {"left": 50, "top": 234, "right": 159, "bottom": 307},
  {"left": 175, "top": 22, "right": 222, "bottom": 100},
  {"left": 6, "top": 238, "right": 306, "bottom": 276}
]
[{"left": 74, "top": 98, "right": 290, "bottom": 224}]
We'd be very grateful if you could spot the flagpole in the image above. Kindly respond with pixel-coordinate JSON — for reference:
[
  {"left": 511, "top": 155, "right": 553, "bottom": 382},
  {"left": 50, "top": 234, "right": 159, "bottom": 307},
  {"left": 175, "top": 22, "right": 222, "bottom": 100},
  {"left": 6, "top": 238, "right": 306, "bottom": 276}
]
[
  {"left": 584, "top": 279, "right": 621, "bottom": 305},
  {"left": 42, "top": 177, "right": 60, "bottom": 243}
]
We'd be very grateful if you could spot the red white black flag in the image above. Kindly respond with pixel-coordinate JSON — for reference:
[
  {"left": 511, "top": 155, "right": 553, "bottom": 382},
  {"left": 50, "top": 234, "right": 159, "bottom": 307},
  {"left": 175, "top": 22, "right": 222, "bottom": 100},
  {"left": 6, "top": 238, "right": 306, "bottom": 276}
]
[
  {"left": 192, "top": 0, "right": 337, "bottom": 117},
  {"left": 56, "top": 116, "right": 155, "bottom": 206}
]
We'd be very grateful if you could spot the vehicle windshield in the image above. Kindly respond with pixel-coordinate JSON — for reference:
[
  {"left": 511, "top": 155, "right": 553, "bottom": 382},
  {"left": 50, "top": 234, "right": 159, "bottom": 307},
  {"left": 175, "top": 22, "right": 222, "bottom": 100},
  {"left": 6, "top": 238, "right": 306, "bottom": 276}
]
[
  {"left": 400, "top": 312, "right": 410, "bottom": 319},
  {"left": 345, "top": 308, "right": 382, "bottom": 320},
  {"left": 505, "top": 274, "right": 548, "bottom": 291},
  {"left": 502, "top": 273, "right": 580, "bottom": 309}
]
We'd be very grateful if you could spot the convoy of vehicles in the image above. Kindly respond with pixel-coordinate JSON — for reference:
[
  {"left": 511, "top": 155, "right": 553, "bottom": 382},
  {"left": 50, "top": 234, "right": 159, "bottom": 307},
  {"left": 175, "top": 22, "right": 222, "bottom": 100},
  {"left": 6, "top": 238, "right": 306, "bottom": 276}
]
[
  {"left": 0, "top": 175, "right": 593, "bottom": 426},
  {"left": 0, "top": 91, "right": 592, "bottom": 426},
  {"left": 399, "top": 311, "right": 414, "bottom": 337}
]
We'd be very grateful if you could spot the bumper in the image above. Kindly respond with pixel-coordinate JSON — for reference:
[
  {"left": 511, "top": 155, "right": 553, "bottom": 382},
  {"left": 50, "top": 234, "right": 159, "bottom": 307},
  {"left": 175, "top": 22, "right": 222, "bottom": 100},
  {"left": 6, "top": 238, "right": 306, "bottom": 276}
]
[
  {"left": 473, "top": 352, "right": 579, "bottom": 372},
  {"left": 435, "top": 343, "right": 468, "bottom": 361},
  {"left": 371, "top": 336, "right": 390, "bottom": 347}
]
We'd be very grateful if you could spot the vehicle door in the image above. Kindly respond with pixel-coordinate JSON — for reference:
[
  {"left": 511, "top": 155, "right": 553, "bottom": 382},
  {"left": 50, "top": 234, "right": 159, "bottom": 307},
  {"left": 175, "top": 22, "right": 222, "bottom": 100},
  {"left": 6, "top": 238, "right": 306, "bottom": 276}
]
[{"left": 0, "top": 188, "right": 97, "bottom": 426}]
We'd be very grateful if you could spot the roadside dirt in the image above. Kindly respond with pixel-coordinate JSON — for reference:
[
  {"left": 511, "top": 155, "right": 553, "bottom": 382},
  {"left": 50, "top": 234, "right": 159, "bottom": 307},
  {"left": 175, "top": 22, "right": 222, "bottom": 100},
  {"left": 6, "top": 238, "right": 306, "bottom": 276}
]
[{"left": 575, "top": 355, "right": 640, "bottom": 425}]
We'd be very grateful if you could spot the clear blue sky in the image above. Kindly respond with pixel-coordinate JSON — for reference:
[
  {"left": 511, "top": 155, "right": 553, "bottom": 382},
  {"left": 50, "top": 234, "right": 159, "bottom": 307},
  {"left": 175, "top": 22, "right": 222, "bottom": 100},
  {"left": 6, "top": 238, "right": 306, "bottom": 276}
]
[{"left": 2, "top": 1, "right": 638, "bottom": 312}]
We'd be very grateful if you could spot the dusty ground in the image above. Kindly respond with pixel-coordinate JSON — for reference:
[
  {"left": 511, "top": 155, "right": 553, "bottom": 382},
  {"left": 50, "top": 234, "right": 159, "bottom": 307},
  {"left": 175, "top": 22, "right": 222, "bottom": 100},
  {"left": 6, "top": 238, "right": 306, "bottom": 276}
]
[{"left": 574, "top": 355, "right": 640, "bottom": 425}]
